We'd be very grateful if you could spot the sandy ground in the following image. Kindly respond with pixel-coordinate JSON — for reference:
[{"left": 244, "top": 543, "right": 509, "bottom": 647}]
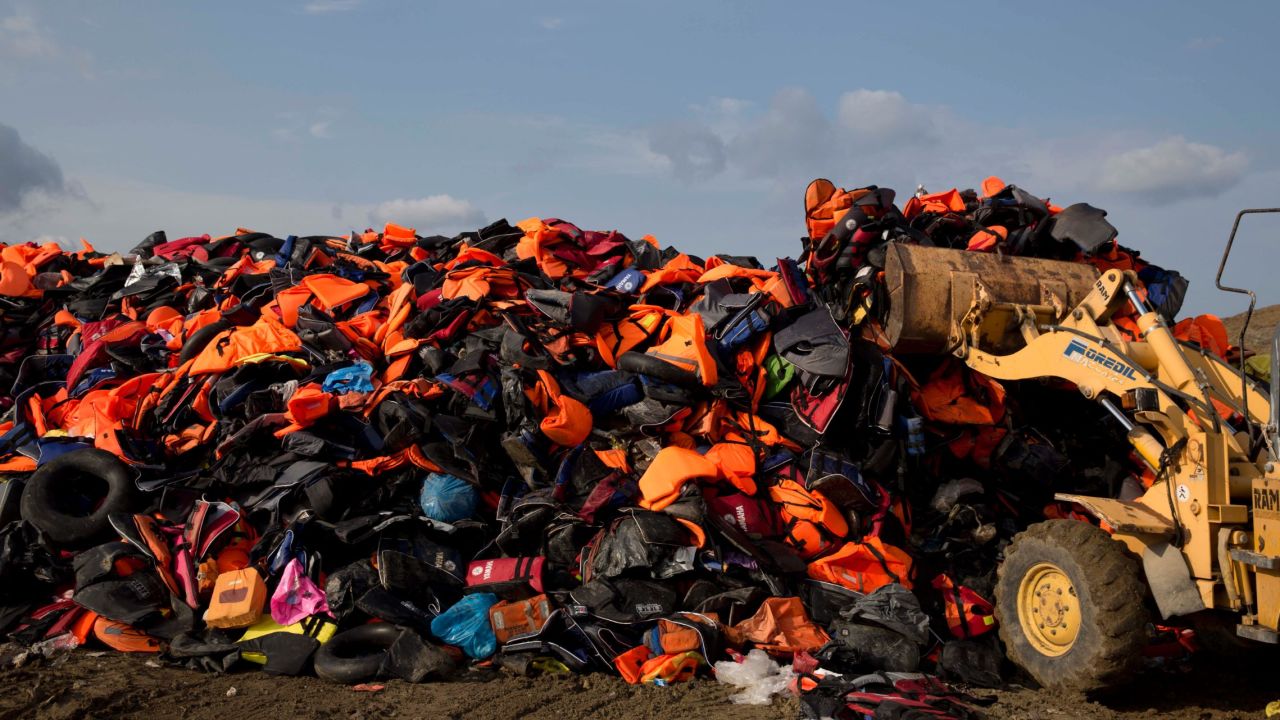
[{"left": 0, "top": 651, "right": 1274, "bottom": 720}]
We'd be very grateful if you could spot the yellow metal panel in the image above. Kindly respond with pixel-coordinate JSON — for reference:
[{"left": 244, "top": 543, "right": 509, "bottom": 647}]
[
  {"left": 1254, "top": 476, "right": 1280, "bottom": 631},
  {"left": 1053, "top": 494, "right": 1175, "bottom": 536}
]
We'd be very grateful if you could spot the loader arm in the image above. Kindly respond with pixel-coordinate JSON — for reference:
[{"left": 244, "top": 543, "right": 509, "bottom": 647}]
[
  {"left": 884, "top": 243, "right": 1275, "bottom": 637},
  {"left": 962, "top": 269, "right": 1216, "bottom": 447}
]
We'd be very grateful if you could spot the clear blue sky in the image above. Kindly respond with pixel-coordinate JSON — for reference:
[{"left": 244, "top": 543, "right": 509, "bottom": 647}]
[{"left": 1, "top": 1, "right": 1277, "bottom": 316}]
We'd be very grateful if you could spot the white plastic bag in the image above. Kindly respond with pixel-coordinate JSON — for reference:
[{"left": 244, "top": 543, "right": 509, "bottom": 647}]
[{"left": 713, "top": 649, "right": 794, "bottom": 705}]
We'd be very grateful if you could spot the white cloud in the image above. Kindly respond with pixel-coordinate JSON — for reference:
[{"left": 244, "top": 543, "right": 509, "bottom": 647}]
[
  {"left": 648, "top": 121, "right": 726, "bottom": 181},
  {"left": 273, "top": 112, "right": 337, "bottom": 142},
  {"left": 540, "top": 17, "right": 563, "bottom": 30},
  {"left": 637, "top": 88, "right": 1257, "bottom": 218},
  {"left": 1097, "top": 135, "right": 1248, "bottom": 203},
  {"left": 689, "top": 96, "right": 754, "bottom": 137},
  {"left": 574, "top": 129, "right": 668, "bottom": 176},
  {"left": 724, "top": 87, "right": 833, "bottom": 181},
  {"left": 368, "top": 195, "right": 486, "bottom": 230},
  {"left": 701, "top": 97, "right": 751, "bottom": 118},
  {"left": 27, "top": 234, "right": 72, "bottom": 247},
  {"left": 836, "top": 89, "right": 945, "bottom": 145},
  {"left": 304, "top": 0, "right": 362, "bottom": 13},
  {"left": 0, "top": 174, "right": 488, "bottom": 251},
  {"left": 0, "top": 10, "right": 93, "bottom": 78},
  {"left": 529, "top": 122, "right": 668, "bottom": 177},
  {"left": 647, "top": 88, "right": 952, "bottom": 189},
  {"left": 0, "top": 11, "right": 57, "bottom": 59}
]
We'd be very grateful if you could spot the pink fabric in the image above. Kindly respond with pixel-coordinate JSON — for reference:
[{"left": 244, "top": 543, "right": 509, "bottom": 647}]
[
  {"left": 173, "top": 547, "right": 199, "bottom": 609},
  {"left": 708, "top": 493, "right": 781, "bottom": 537},
  {"left": 65, "top": 317, "right": 130, "bottom": 389},
  {"left": 270, "top": 558, "right": 331, "bottom": 625},
  {"left": 152, "top": 234, "right": 212, "bottom": 261}
]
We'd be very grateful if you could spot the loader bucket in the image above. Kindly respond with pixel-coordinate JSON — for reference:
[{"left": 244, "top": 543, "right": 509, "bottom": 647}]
[{"left": 883, "top": 243, "right": 1100, "bottom": 354}]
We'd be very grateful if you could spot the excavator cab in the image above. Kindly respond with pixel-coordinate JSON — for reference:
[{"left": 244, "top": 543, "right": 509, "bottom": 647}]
[{"left": 881, "top": 208, "right": 1280, "bottom": 692}]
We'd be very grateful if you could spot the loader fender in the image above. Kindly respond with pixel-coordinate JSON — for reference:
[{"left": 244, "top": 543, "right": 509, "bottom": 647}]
[
  {"left": 1141, "top": 540, "right": 1206, "bottom": 619},
  {"left": 1054, "top": 492, "right": 1202, "bottom": 618}
]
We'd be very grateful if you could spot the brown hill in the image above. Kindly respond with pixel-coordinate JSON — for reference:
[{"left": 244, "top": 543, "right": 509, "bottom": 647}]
[{"left": 1222, "top": 303, "right": 1280, "bottom": 353}]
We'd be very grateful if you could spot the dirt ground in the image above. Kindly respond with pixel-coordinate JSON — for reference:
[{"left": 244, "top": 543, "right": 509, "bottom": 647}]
[
  {"left": 0, "top": 651, "right": 1273, "bottom": 720},
  {"left": 0, "top": 652, "right": 796, "bottom": 720},
  {"left": 985, "top": 658, "right": 1277, "bottom": 720}
]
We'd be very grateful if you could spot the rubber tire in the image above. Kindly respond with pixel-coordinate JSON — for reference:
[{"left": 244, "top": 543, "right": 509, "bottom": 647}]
[
  {"left": 20, "top": 448, "right": 138, "bottom": 548},
  {"left": 996, "top": 519, "right": 1150, "bottom": 693},
  {"left": 313, "top": 623, "right": 402, "bottom": 684}
]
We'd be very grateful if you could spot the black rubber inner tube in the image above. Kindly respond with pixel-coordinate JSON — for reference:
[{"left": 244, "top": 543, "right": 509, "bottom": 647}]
[
  {"left": 20, "top": 448, "right": 138, "bottom": 548},
  {"left": 50, "top": 472, "right": 110, "bottom": 517},
  {"left": 313, "top": 623, "right": 404, "bottom": 684}
]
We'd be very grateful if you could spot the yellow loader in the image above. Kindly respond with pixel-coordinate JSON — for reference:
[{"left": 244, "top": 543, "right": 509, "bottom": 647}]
[{"left": 881, "top": 209, "right": 1280, "bottom": 691}]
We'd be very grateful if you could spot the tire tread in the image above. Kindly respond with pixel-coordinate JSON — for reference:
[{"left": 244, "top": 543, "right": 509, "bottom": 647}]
[{"left": 996, "top": 519, "right": 1150, "bottom": 692}]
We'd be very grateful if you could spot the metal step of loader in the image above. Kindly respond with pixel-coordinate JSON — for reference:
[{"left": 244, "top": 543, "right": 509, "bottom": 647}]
[
  {"left": 1236, "top": 624, "right": 1280, "bottom": 644},
  {"left": 1229, "top": 547, "right": 1280, "bottom": 571}
]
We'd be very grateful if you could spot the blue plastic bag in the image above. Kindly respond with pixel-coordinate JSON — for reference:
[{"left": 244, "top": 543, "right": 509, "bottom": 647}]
[
  {"left": 419, "top": 473, "right": 478, "bottom": 522},
  {"left": 430, "top": 593, "right": 498, "bottom": 659},
  {"left": 322, "top": 362, "right": 375, "bottom": 395}
]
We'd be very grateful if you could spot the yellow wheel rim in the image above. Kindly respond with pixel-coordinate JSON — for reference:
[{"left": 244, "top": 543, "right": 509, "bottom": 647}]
[{"left": 1017, "top": 562, "right": 1081, "bottom": 657}]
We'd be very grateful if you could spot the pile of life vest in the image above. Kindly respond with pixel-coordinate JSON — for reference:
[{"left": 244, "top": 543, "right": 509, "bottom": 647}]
[{"left": 0, "top": 176, "right": 1228, "bottom": 710}]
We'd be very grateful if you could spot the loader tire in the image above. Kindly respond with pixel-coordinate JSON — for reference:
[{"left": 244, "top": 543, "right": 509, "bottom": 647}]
[{"left": 996, "top": 519, "right": 1150, "bottom": 693}]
